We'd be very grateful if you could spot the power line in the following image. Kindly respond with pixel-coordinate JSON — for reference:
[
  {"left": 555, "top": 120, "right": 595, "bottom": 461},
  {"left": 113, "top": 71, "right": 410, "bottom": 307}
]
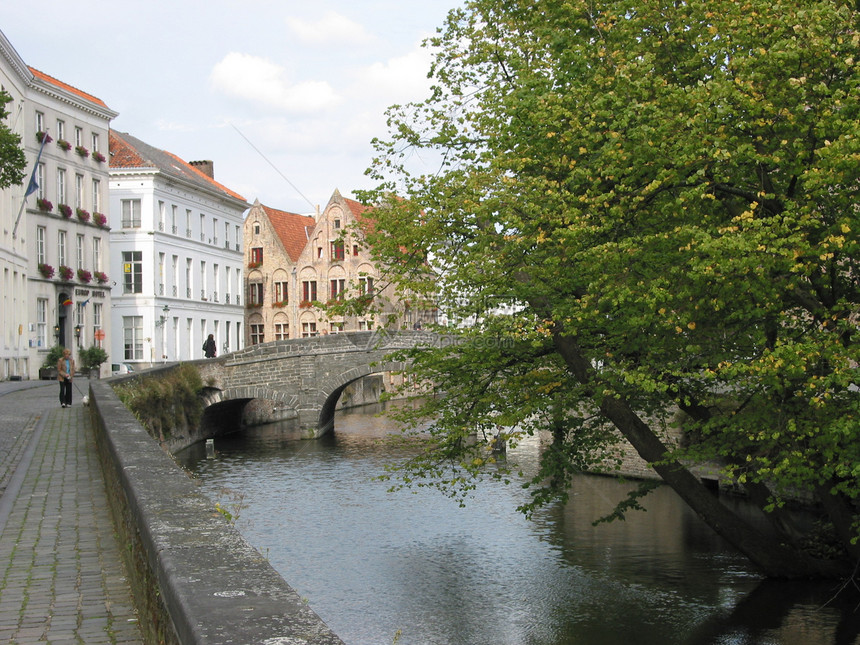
[{"left": 229, "top": 122, "right": 316, "bottom": 211}]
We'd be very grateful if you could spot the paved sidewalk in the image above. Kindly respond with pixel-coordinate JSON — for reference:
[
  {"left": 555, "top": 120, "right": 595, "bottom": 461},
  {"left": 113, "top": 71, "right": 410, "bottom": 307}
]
[{"left": 0, "top": 380, "right": 145, "bottom": 644}]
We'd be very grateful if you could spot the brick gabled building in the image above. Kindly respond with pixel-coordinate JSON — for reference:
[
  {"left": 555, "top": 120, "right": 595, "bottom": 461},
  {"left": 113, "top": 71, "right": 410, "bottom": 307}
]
[{"left": 244, "top": 189, "right": 431, "bottom": 343}]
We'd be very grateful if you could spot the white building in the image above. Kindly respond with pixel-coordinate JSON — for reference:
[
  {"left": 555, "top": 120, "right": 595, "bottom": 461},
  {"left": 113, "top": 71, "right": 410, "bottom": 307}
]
[
  {"left": 0, "top": 29, "right": 117, "bottom": 380},
  {"left": 108, "top": 131, "right": 249, "bottom": 367}
]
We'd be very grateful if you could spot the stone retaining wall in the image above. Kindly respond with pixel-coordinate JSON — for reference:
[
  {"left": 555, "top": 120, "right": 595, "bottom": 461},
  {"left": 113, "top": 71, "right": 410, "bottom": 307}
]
[{"left": 87, "top": 379, "right": 344, "bottom": 645}]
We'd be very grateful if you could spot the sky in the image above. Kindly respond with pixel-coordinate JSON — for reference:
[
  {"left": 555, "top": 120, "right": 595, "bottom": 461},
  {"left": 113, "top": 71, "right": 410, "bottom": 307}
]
[{"left": 2, "top": 0, "right": 461, "bottom": 214}]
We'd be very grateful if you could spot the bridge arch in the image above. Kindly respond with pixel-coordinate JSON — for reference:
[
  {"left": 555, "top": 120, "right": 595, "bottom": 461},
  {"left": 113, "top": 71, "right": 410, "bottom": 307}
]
[
  {"left": 315, "top": 359, "right": 409, "bottom": 435},
  {"left": 196, "top": 331, "right": 448, "bottom": 438}
]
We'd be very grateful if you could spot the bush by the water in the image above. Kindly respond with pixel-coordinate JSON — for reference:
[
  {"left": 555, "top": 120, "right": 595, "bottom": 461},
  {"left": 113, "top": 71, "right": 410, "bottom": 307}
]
[{"left": 112, "top": 363, "right": 203, "bottom": 440}]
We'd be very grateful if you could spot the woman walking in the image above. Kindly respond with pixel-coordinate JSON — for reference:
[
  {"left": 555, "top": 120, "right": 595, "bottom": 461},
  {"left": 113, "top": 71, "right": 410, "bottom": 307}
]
[{"left": 57, "top": 347, "right": 75, "bottom": 408}]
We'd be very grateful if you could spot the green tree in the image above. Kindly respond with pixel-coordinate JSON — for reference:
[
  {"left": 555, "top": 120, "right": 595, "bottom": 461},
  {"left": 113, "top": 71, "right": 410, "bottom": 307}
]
[
  {"left": 357, "top": 0, "right": 860, "bottom": 579},
  {"left": 0, "top": 90, "right": 26, "bottom": 189},
  {"left": 79, "top": 345, "right": 108, "bottom": 371}
]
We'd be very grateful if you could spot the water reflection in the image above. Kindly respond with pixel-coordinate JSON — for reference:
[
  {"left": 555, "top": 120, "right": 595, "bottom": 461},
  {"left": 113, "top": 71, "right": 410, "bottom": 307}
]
[{"left": 179, "top": 402, "right": 859, "bottom": 645}]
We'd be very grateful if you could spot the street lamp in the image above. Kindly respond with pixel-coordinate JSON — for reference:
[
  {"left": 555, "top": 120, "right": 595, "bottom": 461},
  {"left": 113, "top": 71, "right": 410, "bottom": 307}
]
[
  {"left": 53, "top": 324, "right": 60, "bottom": 340},
  {"left": 74, "top": 324, "right": 81, "bottom": 347},
  {"left": 155, "top": 304, "right": 170, "bottom": 327}
]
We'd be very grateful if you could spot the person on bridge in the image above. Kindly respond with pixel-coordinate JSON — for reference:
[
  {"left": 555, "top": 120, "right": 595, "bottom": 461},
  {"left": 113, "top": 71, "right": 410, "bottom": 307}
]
[
  {"left": 57, "top": 347, "right": 75, "bottom": 408},
  {"left": 203, "top": 334, "right": 217, "bottom": 358}
]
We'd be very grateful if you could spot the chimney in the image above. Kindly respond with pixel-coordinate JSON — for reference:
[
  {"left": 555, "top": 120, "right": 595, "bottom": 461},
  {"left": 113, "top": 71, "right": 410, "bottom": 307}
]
[{"left": 190, "top": 160, "right": 214, "bottom": 178}]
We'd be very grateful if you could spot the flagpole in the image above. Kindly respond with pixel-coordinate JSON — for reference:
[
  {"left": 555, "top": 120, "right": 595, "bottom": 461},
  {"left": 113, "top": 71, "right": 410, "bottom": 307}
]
[{"left": 12, "top": 128, "right": 49, "bottom": 240}]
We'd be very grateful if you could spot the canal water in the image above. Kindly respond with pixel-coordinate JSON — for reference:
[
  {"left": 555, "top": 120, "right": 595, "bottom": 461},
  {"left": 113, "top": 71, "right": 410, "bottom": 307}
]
[{"left": 179, "top": 403, "right": 859, "bottom": 645}]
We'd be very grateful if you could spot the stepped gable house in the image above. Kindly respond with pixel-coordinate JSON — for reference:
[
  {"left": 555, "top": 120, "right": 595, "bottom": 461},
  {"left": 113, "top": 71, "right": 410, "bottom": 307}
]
[{"left": 243, "top": 189, "right": 434, "bottom": 343}]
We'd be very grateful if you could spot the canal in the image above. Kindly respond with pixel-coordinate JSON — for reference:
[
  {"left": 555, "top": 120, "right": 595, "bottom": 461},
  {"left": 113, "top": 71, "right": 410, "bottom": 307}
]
[{"left": 178, "top": 402, "right": 859, "bottom": 645}]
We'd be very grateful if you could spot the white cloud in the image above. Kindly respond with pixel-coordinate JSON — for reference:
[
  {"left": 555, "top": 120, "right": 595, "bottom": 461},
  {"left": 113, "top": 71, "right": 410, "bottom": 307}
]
[
  {"left": 209, "top": 52, "right": 341, "bottom": 113},
  {"left": 358, "top": 44, "right": 435, "bottom": 101},
  {"left": 286, "top": 10, "right": 376, "bottom": 46}
]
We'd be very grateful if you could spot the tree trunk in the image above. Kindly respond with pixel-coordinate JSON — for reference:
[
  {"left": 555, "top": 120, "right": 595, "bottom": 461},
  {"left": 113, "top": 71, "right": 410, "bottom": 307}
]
[{"left": 551, "top": 329, "right": 845, "bottom": 579}]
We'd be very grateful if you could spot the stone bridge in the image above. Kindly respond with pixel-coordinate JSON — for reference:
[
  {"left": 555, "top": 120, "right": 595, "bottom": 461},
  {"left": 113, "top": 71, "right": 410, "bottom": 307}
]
[{"left": 195, "top": 330, "right": 444, "bottom": 438}]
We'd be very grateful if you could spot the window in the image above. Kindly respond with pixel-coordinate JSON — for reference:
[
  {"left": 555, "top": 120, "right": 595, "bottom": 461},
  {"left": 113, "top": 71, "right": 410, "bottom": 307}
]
[
  {"left": 74, "top": 126, "right": 83, "bottom": 147},
  {"left": 274, "top": 281, "right": 288, "bottom": 304},
  {"left": 158, "top": 200, "right": 165, "bottom": 230},
  {"left": 93, "top": 303, "right": 102, "bottom": 331},
  {"left": 76, "top": 234, "right": 84, "bottom": 269},
  {"left": 301, "top": 321, "right": 317, "bottom": 337},
  {"left": 123, "top": 316, "right": 143, "bottom": 360},
  {"left": 91, "top": 132, "right": 99, "bottom": 153},
  {"left": 36, "top": 298, "right": 48, "bottom": 347},
  {"left": 36, "top": 111, "right": 44, "bottom": 134},
  {"left": 92, "top": 237, "right": 101, "bottom": 271},
  {"left": 75, "top": 302, "right": 85, "bottom": 328},
  {"left": 122, "top": 251, "right": 143, "bottom": 293},
  {"left": 250, "top": 323, "right": 264, "bottom": 345},
  {"left": 253, "top": 222, "right": 260, "bottom": 235},
  {"left": 334, "top": 218, "right": 341, "bottom": 229},
  {"left": 302, "top": 280, "right": 317, "bottom": 303},
  {"left": 121, "top": 199, "right": 141, "bottom": 228},
  {"left": 250, "top": 247, "right": 263, "bottom": 266},
  {"left": 359, "top": 276, "right": 375, "bottom": 295},
  {"left": 75, "top": 174, "right": 83, "bottom": 208},
  {"left": 57, "top": 168, "right": 66, "bottom": 204},
  {"left": 330, "top": 279, "right": 346, "bottom": 300},
  {"left": 91, "top": 179, "right": 100, "bottom": 212},
  {"left": 330, "top": 322, "right": 344, "bottom": 333},
  {"left": 36, "top": 226, "right": 46, "bottom": 264},
  {"left": 56, "top": 119, "right": 64, "bottom": 142},
  {"left": 186, "top": 259, "right": 192, "bottom": 298},
  {"left": 37, "top": 164, "right": 45, "bottom": 199},
  {"left": 331, "top": 240, "right": 345, "bottom": 261},
  {"left": 249, "top": 282, "right": 263, "bottom": 306},
  {"left": 317, "top": 247, "right": 323, "bottom": 259},
  {"left": 58, "top": 230, "right": 66, "bottom": 266},
  {"left": 274, "top": 321, "right": 289, "bottom": 340},
  {"left": 353, "top": 244, "right": 359, "bottom": 256}
]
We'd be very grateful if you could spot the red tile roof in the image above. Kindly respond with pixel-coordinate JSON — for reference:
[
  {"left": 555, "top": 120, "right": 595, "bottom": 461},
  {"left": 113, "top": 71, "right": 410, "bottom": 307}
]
[
  {"left": 29, "top": 67, "right": 109, "bottom": 109},
  {"left": 109, "top": 130, "right": 246, "bottom": 203},
  {"left": 263, "top": 204, "right": 316, "bottom": 262}
]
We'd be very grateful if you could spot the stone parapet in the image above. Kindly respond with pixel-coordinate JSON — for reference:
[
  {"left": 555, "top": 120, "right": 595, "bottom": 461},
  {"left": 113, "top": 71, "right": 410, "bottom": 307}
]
[{"left": 87, "top": 379, "right": 344, "bottom": 645}]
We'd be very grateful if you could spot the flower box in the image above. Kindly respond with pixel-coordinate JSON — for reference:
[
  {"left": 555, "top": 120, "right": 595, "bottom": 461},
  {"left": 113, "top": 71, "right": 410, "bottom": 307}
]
[
  {"left": 246, "top": 302, "right": 263, "bottom": 308},
  {"left": 77, "top": 269, "right": 92, "bottom": 283},
  {"left": 247, "top": 261, "right": 261, "bottom": 269},
  {"left": 299, "top": 300, "right": 314, "bottom": 309},
  {"left": 57, "top": 139, "right": 71, "bottom": 151},
  {"left": 272, "top": 300, "right": 288, "bottom": 308},
  {"left": 58, "top": 265, "right": 74, "bottom": 281},
  {"left": 36, "top": 131, "right": 53, "bottom": 144},
  {"left": 36, "top": 198, "right": 53, "bottom": 212},
  {"left": 94, "top": 271, "right": 109, "bottom": 284},
  {"left": 58, "top": 204, "right": 72, "bottom": 218},
  {"left": 38, "top": 263, "right": 55, "bottom": 279},
  {"left": 76, "top": 208, "right": 90, "bottom": 222},
  {"left": 75, "top": 145, "right": 89, "bottom": 158},
  {"left": 92, "top": 151, "right": 106, "bottom": 163},
  {"left": 93, "top": 212, "right": 107, "bottom": 227}
]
